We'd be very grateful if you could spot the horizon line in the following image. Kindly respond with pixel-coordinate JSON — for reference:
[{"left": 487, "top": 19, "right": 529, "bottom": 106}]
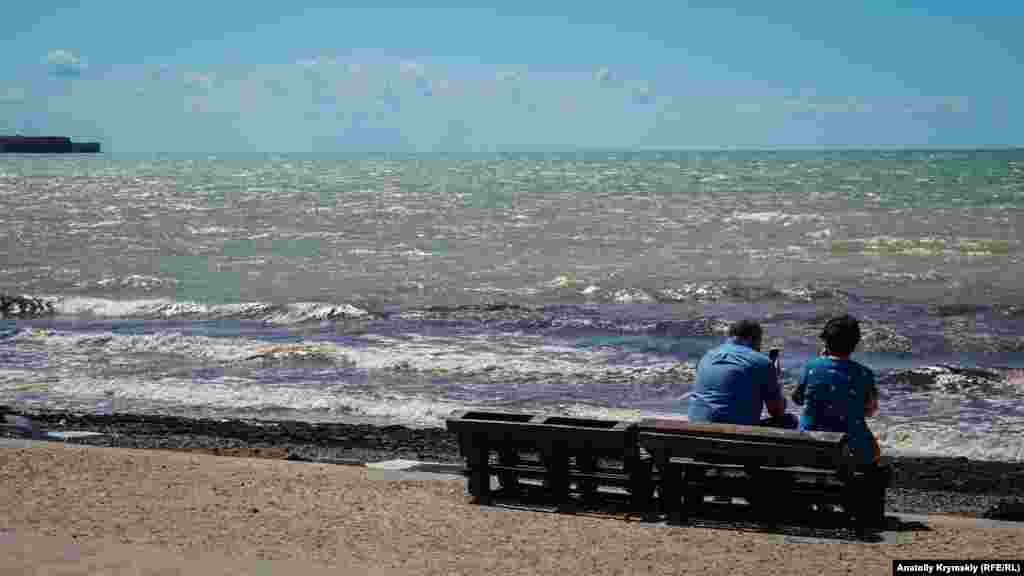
[{"left": 93, "top": 144, "right": 1024, "bottom": 156}]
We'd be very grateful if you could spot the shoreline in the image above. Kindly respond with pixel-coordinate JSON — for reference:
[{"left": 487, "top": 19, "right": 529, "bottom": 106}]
[{"left": 4, "top": 408, "right": 1024, "bottom": 522}]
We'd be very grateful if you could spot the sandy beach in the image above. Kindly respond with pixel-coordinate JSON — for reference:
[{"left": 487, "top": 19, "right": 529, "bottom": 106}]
[
  {"left": 2, "top": 440, "right": 1023, "bottom": 575},
  {"left": 7, "top": 410, "right": 1024, "bottom": 520}
]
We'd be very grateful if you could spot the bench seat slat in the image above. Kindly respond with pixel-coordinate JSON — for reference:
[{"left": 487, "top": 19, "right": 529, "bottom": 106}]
[
  {"left": 641, "top": 433, "right": 846, "bottom": 470},
  {"left": 677, "top": 461, "right": 845, "bottom": 476},
  {"left": 638, "top": 418, "right": 846, "bottom": 445}
]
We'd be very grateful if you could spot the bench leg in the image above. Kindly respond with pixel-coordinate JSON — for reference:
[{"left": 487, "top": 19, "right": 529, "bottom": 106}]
[
  {"left": 843, "top": 465, "right": 890, "bottom": 532},
  {"left": 859, "top": 464, "right": 891, "bottom": 529},
  {"left": 579, "top": 453, "right": 598, "bottom": 502},
  {"left": 467, "top": 441, "right": 491, "bottom": 505},
  {"left": 497, "top": 447, "right": 520, "bottom": 492},
  {"left": 746, "top": 468, "right": 789, "bottom": 520},
  {"left": 628, "top": 456, "right": 655, "bottom": 516},
  {"left": 682, "top": 464, "right": 705, "bottom": 522},
  {"left": 652, "top": 454, "right": 677, "bottom": 523},
  {"left": 543, "top": 443, "right": 570, "bottom": 505}
]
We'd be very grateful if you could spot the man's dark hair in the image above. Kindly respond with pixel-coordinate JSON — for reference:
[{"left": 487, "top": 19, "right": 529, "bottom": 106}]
[
  {"left": 728, "top": 319, "right": 763, "bottom": 344},
  {"left": 820, "top": 315, "right": 861, "bottom": 356}
]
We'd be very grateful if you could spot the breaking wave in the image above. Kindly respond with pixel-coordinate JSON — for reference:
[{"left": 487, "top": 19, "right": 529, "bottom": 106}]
[{"left": 15, "top": 295, "right": 373, "bottom": 324}]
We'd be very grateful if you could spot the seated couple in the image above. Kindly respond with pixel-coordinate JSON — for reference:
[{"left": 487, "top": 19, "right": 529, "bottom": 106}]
[{"left": 687, "top": 316, "right": 882, "bottom": 468}]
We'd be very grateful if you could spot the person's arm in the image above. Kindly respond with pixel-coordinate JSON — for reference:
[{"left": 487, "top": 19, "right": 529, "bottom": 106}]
[
  {"left": 762, "top": 360, "right": 786, "bottom": 419},
  {"left": 865, "top": 395, "right": 879, "bottom": 418},
  {"left": 765, "top": 397, "right": 786, "bottom": 419},
  {"left": 791, "top": 362, "right": 809, "bottom": 406},
  {"left": 864, "top": 372, "right": 879, "bottom": 418}
]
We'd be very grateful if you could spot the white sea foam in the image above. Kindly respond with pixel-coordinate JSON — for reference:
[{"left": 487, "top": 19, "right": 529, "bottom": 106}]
[
  {"left": 51, "top": 297, "right": 181, "bottom": 318},
  {"left": 94, "top": 275, "right": 177, "bottom": 290},
  {"left": 0, "top": 370, "right": 53, "bottom": 390},
  {"left": 6, "top": 326, "right": 1024, "bottom": 459},
  {"left": 265, "top": 302, "right": 371, "bottom": 322},
  {"left": 874, "top": 419, "right": 1024, "bottom": 462},
  {"left": 37, "top": 373, "right": 461, "bottom": 426},
  {"left": 611, "top": 289, "right": 654, "bottom": 304},
  {"left": 9, "top": 328, "right": 689, "bottom": 383},
  {"left": 730, "top": 211, "right": 784, "bottom": 223},
  {"left": 544, "top": 275, "right": 577, "bottom": 289},
  {"left": 41, "top": 296, "right": 369, "bottom": 324},
  {"left": 12, "top": 329, "right": 289, "bottom": 363},
  {"left": 342, "top": 333, "right": 688, "bottom": 381},
  {"left": 186, "top": 225, "right": 237, "bottom": 235}
]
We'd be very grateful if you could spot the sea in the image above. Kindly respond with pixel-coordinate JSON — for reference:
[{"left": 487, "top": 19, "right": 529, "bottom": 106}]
[{"left": 2, "top": 150, "right": 1024, "bottom": 461}]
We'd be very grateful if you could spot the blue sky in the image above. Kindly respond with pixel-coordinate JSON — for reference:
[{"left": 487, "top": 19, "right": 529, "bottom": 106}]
[{"left": 1, "top": 1, "right": 1021, "bottom": 152}]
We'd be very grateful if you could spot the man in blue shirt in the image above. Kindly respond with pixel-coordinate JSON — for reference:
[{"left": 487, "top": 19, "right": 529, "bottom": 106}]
[{"left": 688, "top": 319, "right": 793, "bottom": 427}]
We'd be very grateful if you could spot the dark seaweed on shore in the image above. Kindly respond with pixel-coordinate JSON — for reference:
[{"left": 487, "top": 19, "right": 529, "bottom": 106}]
[
  {"left": 5, "top": 410, "right": 461, "bottom": 465},
  {"left": 3, "top": 408, "right": 1023, "bottom": 521}
]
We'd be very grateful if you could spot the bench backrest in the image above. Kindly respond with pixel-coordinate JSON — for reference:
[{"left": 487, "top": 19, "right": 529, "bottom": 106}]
[
  {"left": 637, "top": 418, "right": 853, "bottom": 472},
  {"left": 446, "top": 410, "right": 638, "bottom": 457}
]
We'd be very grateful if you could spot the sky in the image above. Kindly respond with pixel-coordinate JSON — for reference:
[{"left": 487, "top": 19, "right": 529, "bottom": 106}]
[{"left": 1, "top": 1, "right": 1022, "bottom": 153}]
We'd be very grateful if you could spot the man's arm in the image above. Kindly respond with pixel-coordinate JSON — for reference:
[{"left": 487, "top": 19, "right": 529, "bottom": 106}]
[
  {"left": 791, "top": 363, "right": 808, "bottom": 406},
  {"left": 765, "top": 397, "right": 786, "bottom": 419},
  {"left": 762, "top": 360, "right": 786, "bottom": 419},
  {"left": 863, "top": 372, "right": 879, "bottom": 418}
]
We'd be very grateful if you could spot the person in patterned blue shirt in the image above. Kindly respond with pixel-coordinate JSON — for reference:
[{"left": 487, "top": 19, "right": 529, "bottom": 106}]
[
  {"left": 793, "top": 315, "right": 880, "bottom": 464},
  {"left": 792, "top": 315, "right": 890, "bottom": 525}
]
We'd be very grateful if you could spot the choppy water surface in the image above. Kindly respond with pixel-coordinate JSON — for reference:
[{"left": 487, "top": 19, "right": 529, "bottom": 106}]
[{"left": 2, "top": 150, "right": 1024, "bottom": 460}]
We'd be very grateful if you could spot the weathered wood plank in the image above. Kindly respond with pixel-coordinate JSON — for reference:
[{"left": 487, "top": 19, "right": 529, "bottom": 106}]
[
  {"left": 640, "top": 432, "right": 847, "bottom": 470},
  {"left": 446, "top": 411, "right": 646, "bottom": 507},
  {"left": 448, "top": 412, "right": 638, "bottom": 454},
  {"left": 638, "top": 418, "right": 847, "bottom": 446}
]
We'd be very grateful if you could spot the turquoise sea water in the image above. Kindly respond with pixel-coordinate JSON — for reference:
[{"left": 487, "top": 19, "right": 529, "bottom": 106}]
[{"left": 2, "top": 150, "right": 1024, "bottom": 460}]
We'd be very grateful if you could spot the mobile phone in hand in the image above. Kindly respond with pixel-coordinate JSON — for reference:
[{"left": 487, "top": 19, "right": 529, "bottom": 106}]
[{"left": 769, "top": 348, "right": 782, "bottom": 376}]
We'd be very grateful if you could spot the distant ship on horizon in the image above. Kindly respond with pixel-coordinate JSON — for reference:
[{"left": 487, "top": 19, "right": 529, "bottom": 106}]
[{"left": 0, "top": 135, "right": 101, "bottom": 154}]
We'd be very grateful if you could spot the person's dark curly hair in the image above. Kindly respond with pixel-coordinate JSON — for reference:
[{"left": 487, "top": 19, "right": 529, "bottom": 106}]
[
  {"left": 820, "top": 314, "right": 861, "bottom": 356},
  {"left": 728, "top": 319, "right": 763, "bottom": 348}
]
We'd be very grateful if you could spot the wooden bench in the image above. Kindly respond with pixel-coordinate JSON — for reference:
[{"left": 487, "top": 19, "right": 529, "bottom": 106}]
[
  {"left": 446, "top": 410, "right": 651, "bottom": 510},
  {"left": 637, "top": 418, "right": 886, "bottom": 528}
]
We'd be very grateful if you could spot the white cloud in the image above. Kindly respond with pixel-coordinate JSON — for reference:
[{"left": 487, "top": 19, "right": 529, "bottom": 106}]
[
  {"left": 148, "top": 64, "right": 172, "bottom": 82},
  {"left": 0, "top": 85, "right": 27, "bottom": 103},
  {"left": 595, "top": 66, "right": 617, "bottom": 87},
  {"left": 660, "top": 108, "right": 684, "bottom": 122},
  {"left": 183, "top": 72, "right": 215, "bottom": 92},
  {"left": 399, "top": 60, "right": 425, "bottom": 78},
  {"left": 435, "top": 78, "right": 456, "bottom": 95},
  {"left": 263, "top": 77, "right": 290, "bottom": 98},
  {"left": 46, "top": 49, "right": 87, "bottom": 77},
  {"left": 628, "top": 79, "right": 653, "bottom": 105},
  {"left": 944, "top": 96, "right": 969, "bottom": 114},
  {"left": 781, "top": 96, "right": 873, "bottom": 115},
  {"left": 31, "top": 58, "right": 997, "bottom": 153},
  {"left": 496, "top": 68, "right": 524, "bottom": 82}
]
